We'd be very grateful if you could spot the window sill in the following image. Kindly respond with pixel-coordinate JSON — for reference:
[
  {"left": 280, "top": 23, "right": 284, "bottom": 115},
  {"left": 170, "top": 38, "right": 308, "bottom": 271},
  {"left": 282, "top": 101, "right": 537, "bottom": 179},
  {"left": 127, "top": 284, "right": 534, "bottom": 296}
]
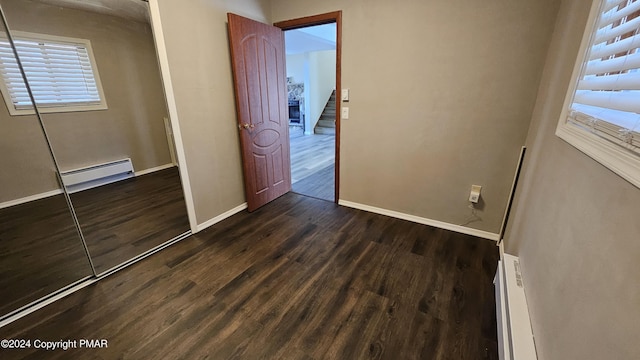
[
  {"left": 556, "top": 122, "right": 640, "bottom": 189},
  {"left": 8, "top": 103, "right": 108, "bottom": 116}
]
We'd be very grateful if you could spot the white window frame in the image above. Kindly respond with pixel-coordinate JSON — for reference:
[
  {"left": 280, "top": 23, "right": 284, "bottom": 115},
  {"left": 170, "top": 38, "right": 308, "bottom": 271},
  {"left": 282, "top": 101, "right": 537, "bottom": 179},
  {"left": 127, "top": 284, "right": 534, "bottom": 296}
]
[
  {"left": 556, "top": 0, "right": 640, "bottom": 189},
  {"left": 0, "top": 31, "right": 107, "bottom": 116}
]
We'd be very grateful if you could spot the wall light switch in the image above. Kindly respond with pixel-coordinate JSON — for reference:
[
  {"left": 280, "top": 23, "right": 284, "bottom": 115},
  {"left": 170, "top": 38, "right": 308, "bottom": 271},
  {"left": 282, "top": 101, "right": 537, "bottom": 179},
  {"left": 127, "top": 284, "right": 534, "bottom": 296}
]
[
  {"left": 341, "top": 107, "right": 349, "bottom": 119},
  {"left": 341, "top": 89, "right": 350, "bottom": 101}
]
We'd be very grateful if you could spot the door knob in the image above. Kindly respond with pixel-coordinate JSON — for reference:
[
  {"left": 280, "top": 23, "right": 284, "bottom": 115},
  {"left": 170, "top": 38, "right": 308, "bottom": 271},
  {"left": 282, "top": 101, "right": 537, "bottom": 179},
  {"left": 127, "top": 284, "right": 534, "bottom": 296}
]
[{"left": 238, "top": 123, "right": 255, "bottom": 130}]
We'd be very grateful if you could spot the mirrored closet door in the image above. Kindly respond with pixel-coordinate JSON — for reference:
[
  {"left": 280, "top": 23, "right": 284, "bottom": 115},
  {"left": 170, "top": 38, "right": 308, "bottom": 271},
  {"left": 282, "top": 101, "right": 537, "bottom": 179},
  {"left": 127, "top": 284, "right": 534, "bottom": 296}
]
[
  {"left": 0, "top": 4, "right": 94, "bottom": 318},
  {"left": 0, "top": 0, "right": 190, "bottom": 278}
]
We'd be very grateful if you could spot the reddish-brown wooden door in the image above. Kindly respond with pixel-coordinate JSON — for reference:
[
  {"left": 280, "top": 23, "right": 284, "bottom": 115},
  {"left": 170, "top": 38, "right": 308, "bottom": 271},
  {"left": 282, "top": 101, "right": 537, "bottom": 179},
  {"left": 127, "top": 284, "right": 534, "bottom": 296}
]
[{"left": 228, "top": 13, "right": 291, "bottom": 212}]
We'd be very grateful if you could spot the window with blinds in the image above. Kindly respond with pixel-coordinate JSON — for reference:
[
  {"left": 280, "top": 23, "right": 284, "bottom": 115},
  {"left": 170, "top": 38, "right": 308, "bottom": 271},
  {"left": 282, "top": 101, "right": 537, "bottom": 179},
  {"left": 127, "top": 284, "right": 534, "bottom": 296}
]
[
  {"left": 0, "top": 32, "right": 107, "bottom": 115},
  {"left": 558, "top": 0, "right": 640, "bottom": 188}
]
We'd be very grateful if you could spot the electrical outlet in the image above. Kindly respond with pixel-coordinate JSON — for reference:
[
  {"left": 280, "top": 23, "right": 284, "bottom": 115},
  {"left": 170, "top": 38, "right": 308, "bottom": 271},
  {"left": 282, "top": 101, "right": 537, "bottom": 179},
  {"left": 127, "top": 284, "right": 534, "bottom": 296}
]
[{"left": 469, "top": 185, "right": 481, "bottom": 203}]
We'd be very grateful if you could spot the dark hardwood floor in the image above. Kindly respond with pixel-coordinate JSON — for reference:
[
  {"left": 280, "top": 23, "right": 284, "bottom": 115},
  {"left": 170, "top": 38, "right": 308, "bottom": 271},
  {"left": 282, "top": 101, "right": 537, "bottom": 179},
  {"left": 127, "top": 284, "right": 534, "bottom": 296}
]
[
  {"left": 0, "top": 167, "right": 189, "bottom": 318},
  {"left": 0, "top": 195, "right": 92, "bottom": 317},
  {"left": 71, "top": 166, "right": 190, "bottom": 273},
  {"left": 0, "top": 193, "right": 499, "bottom": 359}
]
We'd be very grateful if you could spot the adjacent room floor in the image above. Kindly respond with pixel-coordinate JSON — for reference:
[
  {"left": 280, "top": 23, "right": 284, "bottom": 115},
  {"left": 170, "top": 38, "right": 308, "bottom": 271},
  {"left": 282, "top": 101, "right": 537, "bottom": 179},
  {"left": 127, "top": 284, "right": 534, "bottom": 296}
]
[
  {"left": 290, "top": 127, "right": 335, "bottom": 202},
  {"left": 0, "top": 192, "right": 500, "bottom": 359}
]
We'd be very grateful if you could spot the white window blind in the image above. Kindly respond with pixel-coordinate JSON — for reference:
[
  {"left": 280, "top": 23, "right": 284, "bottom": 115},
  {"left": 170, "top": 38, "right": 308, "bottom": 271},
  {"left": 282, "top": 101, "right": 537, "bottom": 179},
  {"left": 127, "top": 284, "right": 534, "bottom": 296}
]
[
  {"left": 0, "top": 33, "right": 105, "bottom": 114},
  {"left": 567, "top": 0, "right": 640, "bottom": 153}
]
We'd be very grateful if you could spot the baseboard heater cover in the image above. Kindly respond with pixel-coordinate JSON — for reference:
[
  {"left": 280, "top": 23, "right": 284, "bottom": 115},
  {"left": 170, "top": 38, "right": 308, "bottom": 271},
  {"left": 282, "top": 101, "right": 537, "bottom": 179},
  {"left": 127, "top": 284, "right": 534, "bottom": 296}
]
[
  {"left": 494, "top": 253, "right": 537, "bottom": 360},
  {"left": 60, "top": 158, "right": 134, "bottom": 193}
]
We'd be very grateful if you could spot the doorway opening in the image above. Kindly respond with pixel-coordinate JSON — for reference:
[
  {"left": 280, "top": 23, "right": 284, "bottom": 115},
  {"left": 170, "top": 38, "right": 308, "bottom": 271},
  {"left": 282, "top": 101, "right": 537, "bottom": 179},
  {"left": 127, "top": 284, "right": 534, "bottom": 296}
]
[{"left": 275, "top": 12, "right": 342, "bottom": 203}]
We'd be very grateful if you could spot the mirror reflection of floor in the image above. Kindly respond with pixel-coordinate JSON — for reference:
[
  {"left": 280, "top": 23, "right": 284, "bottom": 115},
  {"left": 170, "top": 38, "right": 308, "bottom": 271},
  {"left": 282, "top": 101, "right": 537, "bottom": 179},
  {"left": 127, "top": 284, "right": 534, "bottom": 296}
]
[
  {"left": 70, "top": 167, "right": 190, "bottom": 273},
  {"left": 0, "top": 166, "right": 191, "bottom": 318},
  {"left": 289, "top": 128, "right": 335, "bottom": 202},
  {"left": 0, "top": 195, "right": 92, "bottom": 316}
]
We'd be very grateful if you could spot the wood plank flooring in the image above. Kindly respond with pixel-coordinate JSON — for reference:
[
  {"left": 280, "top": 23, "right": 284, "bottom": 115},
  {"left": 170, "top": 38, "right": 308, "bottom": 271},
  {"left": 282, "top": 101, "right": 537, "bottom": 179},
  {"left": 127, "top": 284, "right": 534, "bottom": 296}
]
[
  {"left": 290, "top": 129, "right": 335, "bottom": 201},
  {"left": 0, "top": 167, "right": 189, "bottom": 318},
  {"left": 70, "top": 167, "right": 190, "bottom": 273},
  {"left": 0, "top": 195, "right": 91, "bottom": 317},
  {"left": 292, "top": 164, "right": 334, "bottom": 202},
  {"left": 0, "top": 193, "right": 499, "bottom": 360}
]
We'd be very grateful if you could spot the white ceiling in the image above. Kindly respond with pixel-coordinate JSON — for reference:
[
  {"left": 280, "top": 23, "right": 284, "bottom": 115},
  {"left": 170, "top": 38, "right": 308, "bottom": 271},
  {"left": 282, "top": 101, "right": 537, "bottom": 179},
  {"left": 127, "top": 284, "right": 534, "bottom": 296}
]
[
  {"left": 285, "top": 23, "right": 336, "bottom": 55},
  {"left": 34, "top": 0, "right": 149, "bottom": 23}
]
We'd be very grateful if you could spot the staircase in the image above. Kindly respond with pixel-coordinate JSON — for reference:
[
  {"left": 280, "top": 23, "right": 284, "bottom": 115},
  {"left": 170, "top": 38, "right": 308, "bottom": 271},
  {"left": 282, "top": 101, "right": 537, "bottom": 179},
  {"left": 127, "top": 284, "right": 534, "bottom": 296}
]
[{"left": 314, "top": 90, "right": 336, "bottom": 135}]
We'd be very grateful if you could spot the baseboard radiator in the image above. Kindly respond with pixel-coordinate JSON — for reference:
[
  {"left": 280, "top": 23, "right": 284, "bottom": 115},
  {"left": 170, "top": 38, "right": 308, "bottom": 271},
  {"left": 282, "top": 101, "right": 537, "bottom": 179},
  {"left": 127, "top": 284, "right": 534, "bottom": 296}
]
[
  {"left": 60, "top": 158, "right": 134, "bottom": 193},
  {"left": 494, "top": 253, "right": 537, "bottom": 360}
]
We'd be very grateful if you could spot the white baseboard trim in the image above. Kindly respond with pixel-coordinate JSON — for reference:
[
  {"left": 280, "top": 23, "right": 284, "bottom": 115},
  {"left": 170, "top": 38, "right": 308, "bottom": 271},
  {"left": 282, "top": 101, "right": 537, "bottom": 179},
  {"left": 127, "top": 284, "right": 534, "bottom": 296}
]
[
  {"left": 134, "top": 163, "right": 176, "bottom": 177},
  {"left": 0, "top": 189, "right": 64, "bottom": 210},
  {"left": 0, "top": 163, "right": 176, "bottom": 210},
  {"left": 196, "top": 203, "right": 248, "bottom": 233},
  {"left": 338, "top": 200, "right": 500, "bottom": 241}
]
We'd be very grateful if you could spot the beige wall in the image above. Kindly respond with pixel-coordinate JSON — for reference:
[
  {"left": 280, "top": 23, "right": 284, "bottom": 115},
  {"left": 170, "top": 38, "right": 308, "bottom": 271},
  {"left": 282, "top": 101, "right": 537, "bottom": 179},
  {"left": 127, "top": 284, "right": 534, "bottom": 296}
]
[
  {"left": 156, "top": 0, "right": 556, "bottom": 231},
  {"left": 154, "top": 0, "right": 270, "bottom": 225},
  {"left": 504, "top": 0, "right": 640, "bottom": 359},
  {"left": 0, "top": 0, "right": 170, "bottom": 202},
  {"left": 0, "top": 112, "right": 61, "bottom": 202},
  {"left": 271, "top": 0, "right": 559, "bottom": 234}
]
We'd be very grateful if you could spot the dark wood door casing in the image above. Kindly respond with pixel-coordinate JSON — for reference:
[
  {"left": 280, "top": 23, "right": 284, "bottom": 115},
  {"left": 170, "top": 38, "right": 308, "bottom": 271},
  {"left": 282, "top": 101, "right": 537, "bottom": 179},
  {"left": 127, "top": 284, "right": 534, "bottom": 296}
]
[
  {"left": 228, "top": 13, "right": 291, "bottom": 212},
  {"left": 274, "top": 11, "right": 342, "bottom": 203}
]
